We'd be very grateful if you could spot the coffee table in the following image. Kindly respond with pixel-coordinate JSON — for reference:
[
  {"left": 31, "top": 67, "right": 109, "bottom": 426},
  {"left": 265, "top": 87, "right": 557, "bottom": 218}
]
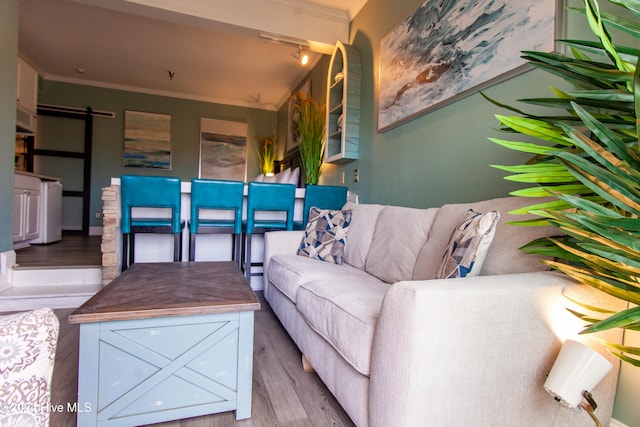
[{"left": 68, "top": 261, "right": 260, "bottom": 426}]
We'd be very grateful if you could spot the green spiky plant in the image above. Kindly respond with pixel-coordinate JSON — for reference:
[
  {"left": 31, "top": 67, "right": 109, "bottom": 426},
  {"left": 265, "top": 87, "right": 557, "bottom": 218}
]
[
  {"left": 256, "top": 134, "right": 277, "bottom": 175},
  {"left": 484, "top": 0, "right": 640, "bottom": 366},
  {"left": 292, "top": 91, "right": 326, "bottom": 185}
]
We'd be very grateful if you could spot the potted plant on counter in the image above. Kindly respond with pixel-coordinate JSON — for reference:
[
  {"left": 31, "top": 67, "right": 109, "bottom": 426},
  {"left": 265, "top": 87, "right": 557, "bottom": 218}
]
[
  {"left": 485, "top": 0, "right": 639, "bottom": 366},
  {"left": 256, "top": 134, "right": 277, "bottom": 175},
  {"left": 292, "top": 92, "right": 326, "bottom": 185}
]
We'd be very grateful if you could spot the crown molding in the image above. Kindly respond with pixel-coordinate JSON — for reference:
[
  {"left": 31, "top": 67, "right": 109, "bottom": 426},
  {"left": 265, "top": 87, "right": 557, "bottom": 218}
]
[
  {"left": 42, "top": 74, "right": 281, "bottom": 111},
  {"left": 72, "top": 0, "right": 350, "bottom": 49}
]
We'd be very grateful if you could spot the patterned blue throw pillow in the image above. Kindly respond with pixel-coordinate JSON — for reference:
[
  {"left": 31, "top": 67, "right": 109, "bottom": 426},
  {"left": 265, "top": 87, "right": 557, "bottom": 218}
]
[
  {"left": 437, "top": 209, "right": 500, "bottom": 279},
  {"left": 298, "top": 207, "right": 352, "bottom": 264}
]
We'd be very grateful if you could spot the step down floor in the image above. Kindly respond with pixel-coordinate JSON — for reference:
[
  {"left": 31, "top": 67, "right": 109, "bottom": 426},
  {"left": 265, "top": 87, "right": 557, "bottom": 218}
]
[{"left": 1, "top": 265, "right": 102, "bottom": 311}]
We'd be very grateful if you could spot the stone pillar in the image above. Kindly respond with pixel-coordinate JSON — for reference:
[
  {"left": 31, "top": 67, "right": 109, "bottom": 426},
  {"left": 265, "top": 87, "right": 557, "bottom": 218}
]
[{"left": 101, "top": 185, "right": 120, "bottom": 285}]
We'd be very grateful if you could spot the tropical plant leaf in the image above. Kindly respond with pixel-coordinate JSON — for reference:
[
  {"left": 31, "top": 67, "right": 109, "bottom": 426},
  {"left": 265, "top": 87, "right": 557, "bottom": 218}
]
[
  {"left": 505, "top": 218, "right": 555, "bottom": 227},
  {"left": 555, "top": 153, "right": 640, "bottom": 215},
  {"left": 608, "top": 351, "right": 640, "bottom": 366},
  {"left": 495, "top": 115, "right": 571, "bottom": 145},
  {"left": 564, "top": 293, "right": 618, "bottom": 315},
  {"left": 581, "top": 305, "right": 640, "bottom": 333},
  {"left": 488, "top": 138, "right": 559, "bottom": 155},
  {"left": 566, "top": 308, "right": 606, "bottom": 325},
  {"left": 559, "top": 39, "right": 640, "bottom": 58},
  {"left": 565, "top": 62, "right": 634, "bottom": 84},
  {"left": 566, "top": 101, "right": 640, "bottom": 165},
  {"left": 520, "top": 96, "right": 635, "bottom": 113},
  {"left": 583, "top": 0, "right": 629, "bottom": 72},
  {"left": 580, "top": 243, "right": 640, "bottom": 269},
  {"left": 479, "top": 91, "right": 529, "bottom": 116},
  {"left": 502, "top": 171, "right": 578, "bottom": 183},
  {"left": 609, "top": 0, "right": 640, "bottom": 18},
  {"left": 564, "top": 89, "right": 634, "bottom": 102},
  {"left": 519, "top": 238, "right": 583, "bottom": 260},
  {"left": 509, "top": 184, "right": 590, "bottom": 198},
  {"left": 551, "top": 236, "right": 640, "bottom": 275},
  {"left": 599, "top": 341, "right": 640, "bottom": 357},
  {"left": 491, "top": 163, "right": 568, "bottom": 174},
  {"left": 527, "top": 61, "right": 612, "bottom": 89},
  {"left": 546, "top": 192, "right": 613, "bottom": 216}
]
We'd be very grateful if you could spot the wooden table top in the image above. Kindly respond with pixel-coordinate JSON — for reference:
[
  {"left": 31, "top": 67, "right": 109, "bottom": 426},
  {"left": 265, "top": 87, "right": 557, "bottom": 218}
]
[{"left": 68, "top": 261, "right": 260, "bottom": 324}]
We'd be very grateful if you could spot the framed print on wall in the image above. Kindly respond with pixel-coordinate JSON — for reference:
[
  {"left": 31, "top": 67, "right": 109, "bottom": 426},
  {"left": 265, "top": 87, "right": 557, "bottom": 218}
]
[
  {"left": 123, "top": 110, "right": 171, "bottom": 168},
  {"left": 287, "top": 79, "right": 311, "bottom": 152},
  {"left": 378, "top": 0, "right": 559, "bottom": 131},
  {"left": 199, "top": 118, "right": 248, "bottom": 181}
]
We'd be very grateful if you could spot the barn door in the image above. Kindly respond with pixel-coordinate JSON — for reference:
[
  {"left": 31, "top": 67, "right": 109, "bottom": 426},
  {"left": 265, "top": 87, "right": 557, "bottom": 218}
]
[{"left": 33, "top": 106, "right": 93, "bottom": 234}]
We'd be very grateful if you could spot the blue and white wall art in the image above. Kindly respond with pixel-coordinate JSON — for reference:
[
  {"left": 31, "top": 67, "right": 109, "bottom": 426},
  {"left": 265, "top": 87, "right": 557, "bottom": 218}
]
[
  {"left": 199, "top": 118, "right": 248, "bottom": 181},
  {"left": 378, "top": 0, "right": 557, "bottom": 131},
  {"left": 123, "top": 110, "right": 172, "bottom": 168}
]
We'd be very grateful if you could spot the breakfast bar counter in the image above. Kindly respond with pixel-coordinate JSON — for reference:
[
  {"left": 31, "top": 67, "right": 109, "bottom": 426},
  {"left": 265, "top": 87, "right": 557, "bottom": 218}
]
[{"left": 100, "top": 178, "right": 306, "bottom": 290}]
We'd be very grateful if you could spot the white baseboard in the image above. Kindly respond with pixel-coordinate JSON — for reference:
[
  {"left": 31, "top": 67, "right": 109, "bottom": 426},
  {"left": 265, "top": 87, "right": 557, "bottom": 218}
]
[
  {"left": 89, "top": 226, "right": 103, "bottom": 236},
  {"left": 610, "top": 418, "right": 629, "bottom": 427}
]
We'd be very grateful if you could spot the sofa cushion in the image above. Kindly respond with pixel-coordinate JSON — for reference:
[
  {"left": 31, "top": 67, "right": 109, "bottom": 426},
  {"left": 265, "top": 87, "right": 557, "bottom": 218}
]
[
  {"left": 298, "top": 207, "right": 352, "bottom": 264},
  {"left": 268, "top": 254, "right": 379, "bottom": 303},
  {"left": 342, "top": 203, "right": 385, "bottom": 270},
  {"left": 436, "top": 209, "right": 500, "bottom": 279},
  {"left": 413, "top": 197, "right": 561, "bottom": 279},
  {"left": 296, "top": 279, "right": 390, "bottom": 375},
  {"left": 365, "top": 206, "right": 438, "bottom": 283}
]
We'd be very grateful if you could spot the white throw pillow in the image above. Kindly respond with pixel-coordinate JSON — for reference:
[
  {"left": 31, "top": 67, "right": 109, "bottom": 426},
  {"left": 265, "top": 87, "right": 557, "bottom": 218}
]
[
  {"left": 436, "top": 209, "right": 500, "bottom": 279},
  {"left": 289, "top": 167, "right": 300, "bottom": 186},
  {"left": 276, "top": 168, "right": 292, "bottom": 183}
]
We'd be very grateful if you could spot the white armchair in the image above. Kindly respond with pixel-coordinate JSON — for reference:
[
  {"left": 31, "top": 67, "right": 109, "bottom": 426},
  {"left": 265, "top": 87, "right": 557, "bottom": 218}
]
[{"left": 0, "top": 308, "right": 59, "bottom": 427}]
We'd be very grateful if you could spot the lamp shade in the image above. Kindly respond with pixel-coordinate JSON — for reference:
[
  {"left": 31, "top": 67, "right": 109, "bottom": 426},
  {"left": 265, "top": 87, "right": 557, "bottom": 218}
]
[{"left": 543, "top": 340, "right": 612, "bottom": 409}]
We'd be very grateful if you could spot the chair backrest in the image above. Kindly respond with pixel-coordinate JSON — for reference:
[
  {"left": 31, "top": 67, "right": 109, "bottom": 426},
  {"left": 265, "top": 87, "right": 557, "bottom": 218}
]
[
  {"left": 120, "top": 175, "right": 182, "bottom": 233},
  {"left": 246, "top": 182, "right": 296, "bottom": 232},
  {"left": 190, "top": 179, "right": 244, "bottom": 234},
  {"left": 302, "top": 184, "right": 348, "bottom": 226}
]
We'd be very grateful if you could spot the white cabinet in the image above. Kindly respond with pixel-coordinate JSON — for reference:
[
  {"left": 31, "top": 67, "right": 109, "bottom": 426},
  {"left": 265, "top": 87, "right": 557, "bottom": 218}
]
[
  {"left": 17, "top": 57, "right": 38, "bottom": 113},
  {"left": 13, "top": 174, "right": 41, "bottom": 245},
  {"left": 325, "top": 41, "right": 361, "bottom": 163},
  {"left": 16, "top": 57, "right": 38, "bottom": 133}
]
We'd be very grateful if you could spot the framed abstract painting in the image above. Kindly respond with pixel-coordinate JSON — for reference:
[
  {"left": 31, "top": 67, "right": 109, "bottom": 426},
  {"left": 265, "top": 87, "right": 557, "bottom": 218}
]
[
  {"left": 199, "top": 118, "right": 248, "bottom": 181},
  {"left": 123, "top": 110, "right": 171, "bottom": 168},
  {"left": 378, "top": 0, "right": 560, "bottom": 131},
  {"left": 287, "top": 79, "right": 311, "bottom": 152}
]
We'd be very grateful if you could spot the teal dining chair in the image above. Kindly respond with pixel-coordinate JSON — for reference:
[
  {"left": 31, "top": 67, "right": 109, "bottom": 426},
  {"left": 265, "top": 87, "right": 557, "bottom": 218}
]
[
  {"left": 120, "top": 175, "right": 184, "bottom": 271},
  {"left": 242, "top": 182, "right": 296, "bottom": 280},
  {"left": 189, "top": 178, "right": 244, "bottom": 265},
  {"left": 294, "top": 184, "right": 348, "bottom": 230}
]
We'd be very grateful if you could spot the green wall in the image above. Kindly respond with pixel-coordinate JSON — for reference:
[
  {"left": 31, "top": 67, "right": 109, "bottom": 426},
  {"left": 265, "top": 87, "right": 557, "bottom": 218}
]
[
  {"left": 38, "top": 81, "right": 277, "bottom": 228},
  {"left": 0, "top": 0, "right": 18, "bottom": 252}
]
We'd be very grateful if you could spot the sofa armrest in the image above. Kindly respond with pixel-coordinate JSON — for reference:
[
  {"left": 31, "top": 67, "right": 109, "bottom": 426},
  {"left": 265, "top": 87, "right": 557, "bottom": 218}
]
[
  {"left": 369, "top": 271, "right": 623, "bottom": 427},
  {"left": 263, "top": 230, "right": 304, "bottom": 279}
]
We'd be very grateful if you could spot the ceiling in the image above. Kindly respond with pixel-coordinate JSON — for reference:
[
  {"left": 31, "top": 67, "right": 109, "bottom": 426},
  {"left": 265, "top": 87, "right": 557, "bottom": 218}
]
[{"left": 18, "top": 0, "right": 367, "bottom": 111}]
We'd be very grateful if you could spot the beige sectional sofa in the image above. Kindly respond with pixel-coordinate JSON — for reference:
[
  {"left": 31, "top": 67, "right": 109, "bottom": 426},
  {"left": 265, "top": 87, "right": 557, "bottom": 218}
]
[{"left": 263, "top": 196, "right": 623, "bottom": 427}]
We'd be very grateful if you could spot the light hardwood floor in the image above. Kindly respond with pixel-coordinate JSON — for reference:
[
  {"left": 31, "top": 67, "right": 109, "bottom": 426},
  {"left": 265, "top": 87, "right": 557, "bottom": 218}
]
[
  {"left": 15, "top": 235, "right": 102, "bottom": 268},
  {"left": 49, "top": 294, "right": 355, "bottom": 427}
]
